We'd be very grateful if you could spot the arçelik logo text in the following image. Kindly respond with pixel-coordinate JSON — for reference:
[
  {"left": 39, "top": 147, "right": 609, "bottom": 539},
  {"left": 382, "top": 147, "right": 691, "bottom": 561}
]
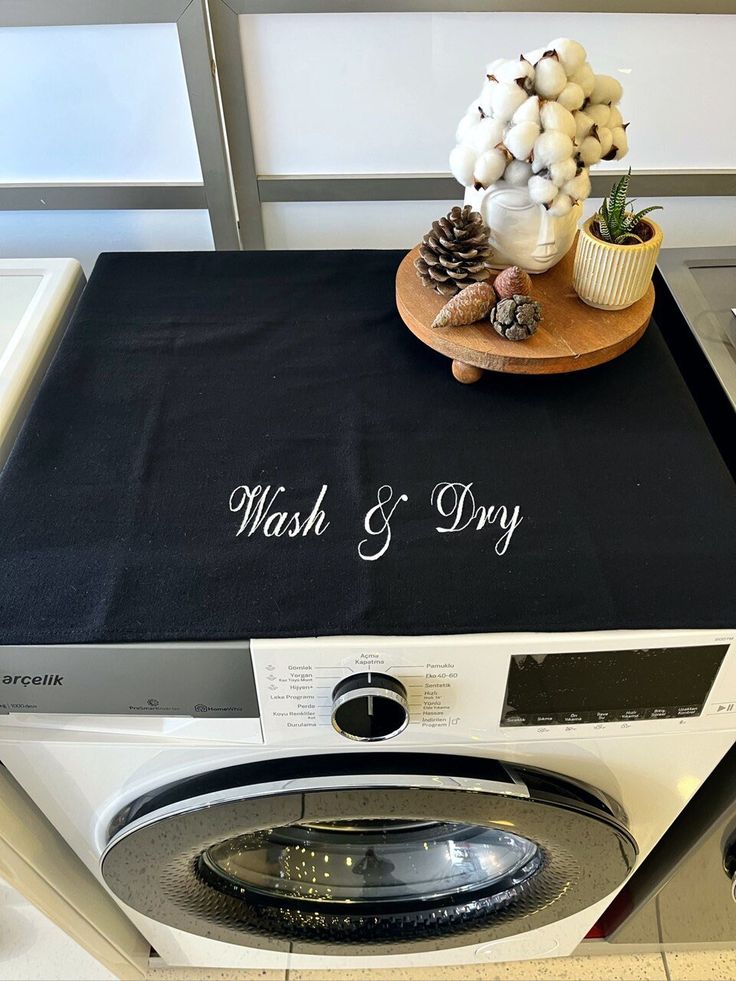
[{"left": 1, "top": 674, "right": 63, "bottom": 687}]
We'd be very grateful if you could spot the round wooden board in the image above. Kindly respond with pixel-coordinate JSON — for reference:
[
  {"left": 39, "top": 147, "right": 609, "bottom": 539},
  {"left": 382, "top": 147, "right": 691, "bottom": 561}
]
[{"left": 396, "top": 240, "right": 654, "bottom": 380}]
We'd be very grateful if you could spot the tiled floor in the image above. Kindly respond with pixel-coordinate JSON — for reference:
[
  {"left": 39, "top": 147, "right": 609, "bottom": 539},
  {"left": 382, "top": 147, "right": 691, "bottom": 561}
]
[
  {"left": 283, "top": 953, "right": 670, "bottom": 980},
  {"left": 664, "top": 949, "right": 736, "bottom": 980},
  {"left": 2, "top": 887, "right": 736, "bottom": 981},
  {"left": 145, "top": 952, "right": 736, "bottom": 980}
]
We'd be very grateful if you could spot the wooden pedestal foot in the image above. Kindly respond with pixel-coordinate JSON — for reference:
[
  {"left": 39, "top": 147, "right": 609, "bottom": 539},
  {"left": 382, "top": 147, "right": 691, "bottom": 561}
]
[{"left": 452, "top": 360, "right": 484, "bottom": 384}]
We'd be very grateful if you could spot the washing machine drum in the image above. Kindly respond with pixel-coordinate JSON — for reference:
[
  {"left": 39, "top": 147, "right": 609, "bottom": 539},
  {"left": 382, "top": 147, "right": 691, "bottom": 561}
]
[{"left": 102, "top": 753, "right": 636, "bottom": 955}]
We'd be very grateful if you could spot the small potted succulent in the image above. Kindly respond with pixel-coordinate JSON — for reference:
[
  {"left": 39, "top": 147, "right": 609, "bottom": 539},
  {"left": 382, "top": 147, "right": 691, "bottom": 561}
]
[{"left": 573, "top": 170, "right": 663, "bottom": 310}]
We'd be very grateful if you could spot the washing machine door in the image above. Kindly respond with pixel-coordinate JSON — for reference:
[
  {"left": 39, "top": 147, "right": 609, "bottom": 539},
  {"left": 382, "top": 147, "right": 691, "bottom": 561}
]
[{"left": 101, "top": 753, "right": 636, "bottom": 955}]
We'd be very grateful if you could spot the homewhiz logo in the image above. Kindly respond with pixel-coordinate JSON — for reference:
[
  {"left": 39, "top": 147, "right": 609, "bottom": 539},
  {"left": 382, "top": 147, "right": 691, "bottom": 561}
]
[{"left": 2, "top": 674, "right": 63, "bottom": 687}]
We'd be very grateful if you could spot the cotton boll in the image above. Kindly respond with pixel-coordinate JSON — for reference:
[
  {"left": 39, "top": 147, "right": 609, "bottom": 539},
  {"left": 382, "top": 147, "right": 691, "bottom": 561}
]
[
  {"left": 512, "top": 94, "right": 541, "bottom": 126},
  {"left": 608, "top": 105, "right": 624, "bottom": 129},
  {"left": 539, "top": 101, "right": 576, "bottom": 139},
  {"left": 504, "top": 159, "right": 533, "bottom": 186},
  {"left": 597, "top": 126, "right": 613, "bottom": 157},
  {"left": 548, "top": 38, "right": 586, "bottom": 76},
  {"left": 505, "top": 121, "right": 540, "bottom": 161},
  {"left": 534, "top": 55, "right": 567, "bottom": 98},
  {"left": 586, "top": 103, "right": 610, "bottom": 128},
  {"left": 449, "top": 145, "right": 478, "bottom": 187},
  {"left": 465, "top": 98, "right": 487, "bottom": 123},
  {"left": 534, "top": 130, "right": 574, "bottom": 167},
  {"left": 478, "top": 78, "right": 497, "bottom": 116},
  {"left": 486, "top": 57, "right": 504, "bottom": 76},
  {"left": 578, "top": 134, "right": 603, "bottom": 166},
  {"left": 612, "top": 126, "right": 629, "bottom": 160},
  {"left": 465, "top": 116, "right": 505, "bottom": 154},
  {"left": 548, "top": 192, "right": 574, "bottom": 216},
  {"left": 590, "top": 74, "right": 623, "bottom": 106},
  {"left": 524, "top": 46, "right": 546, "bottom": 67},
  {"left": 549, "top": 156, "right": 577, "bottom": 187},
  {"left": 557, "top": 82, "right": 585, "bottom": 112},
  {"left": 473, "top": 147, "right": 508, "bottom": 188},
  {"left": 574, "top": 110, "right": 594, "bottom": 140},
  {"left": 493, "top": 58, "right": 522, "bottom": 83},
  {"left": 570, "top": 62, "right": 595, "bottom": 98},
  {"left": 528, "top": 174, "right": 558, "bottom": 205},
  {"left": 563, "top": 167, "right": 591, "bottom": 202},
  {"left": 455, "top": 108, "right": 481, "bottom": 143},
  {"left": 495, "top": 56, "right": 535, "bottom": 88},
  {"left": 490, "top": 81, "right": 528, "bottom": 122}
]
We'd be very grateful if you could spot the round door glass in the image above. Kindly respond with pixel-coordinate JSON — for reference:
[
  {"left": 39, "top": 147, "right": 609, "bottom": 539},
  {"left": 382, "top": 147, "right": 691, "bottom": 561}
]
[{"left": 200, "top": 819, "right": 541, "bottom": 905}]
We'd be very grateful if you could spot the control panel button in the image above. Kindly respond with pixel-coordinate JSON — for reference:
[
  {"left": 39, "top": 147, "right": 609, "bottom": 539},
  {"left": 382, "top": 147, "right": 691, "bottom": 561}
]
[
  {"left": 675, "top": 705, "right": 701, "bottom": 718},
  {"left": 592, "top": 710, "right": 617, "bottom": 723},
  {"left": 501, "top": 713, "right": 529, "bottom": 727},
  {"left": 561, "top": 711, "right": 584, "bottom": 724},
  {"left": 530, "top": 713, "right": 556, "bottom": 726},
  {"left": 331, "top": 672, "right": 409, "bottom": 741}
]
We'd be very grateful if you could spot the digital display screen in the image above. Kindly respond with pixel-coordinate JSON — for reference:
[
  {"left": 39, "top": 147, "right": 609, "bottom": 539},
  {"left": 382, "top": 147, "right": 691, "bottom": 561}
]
[{"left": 501, "top": 645, "right": 729, "bottom": 727}]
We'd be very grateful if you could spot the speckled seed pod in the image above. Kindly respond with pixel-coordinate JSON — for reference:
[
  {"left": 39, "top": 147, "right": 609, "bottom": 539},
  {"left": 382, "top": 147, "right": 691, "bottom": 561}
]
[
  {"left": 432, "top": 281, "right": 496, "bottom": 329},
  {"left": 490, "top": 294, "right": 542, "bottom": 341},
  {"left": 493, "top": 265, "right": 533, "bottom": 300}
]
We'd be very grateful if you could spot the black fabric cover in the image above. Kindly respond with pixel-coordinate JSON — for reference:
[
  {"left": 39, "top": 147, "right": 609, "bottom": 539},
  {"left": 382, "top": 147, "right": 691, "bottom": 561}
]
[{"left": 0, "top": 250, "right": 734, "bottom": 644}]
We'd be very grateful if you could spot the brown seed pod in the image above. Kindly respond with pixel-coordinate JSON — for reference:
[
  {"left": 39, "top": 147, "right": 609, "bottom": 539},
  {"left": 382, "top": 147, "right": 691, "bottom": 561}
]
[
  {"left": 490, "top": 294, "right": 542, "bottom": 341},
  {"left": 432, "top": 281, "right": 496, "bottom": 330},
  {"left": 493, "top": 265, "right": 533, "bottom": 300}
]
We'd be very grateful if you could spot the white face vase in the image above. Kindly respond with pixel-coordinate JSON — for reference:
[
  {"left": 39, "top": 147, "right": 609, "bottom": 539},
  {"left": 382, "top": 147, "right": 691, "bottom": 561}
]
[{"left": 464, "top": 182, "right": 582, "bottom": 274}]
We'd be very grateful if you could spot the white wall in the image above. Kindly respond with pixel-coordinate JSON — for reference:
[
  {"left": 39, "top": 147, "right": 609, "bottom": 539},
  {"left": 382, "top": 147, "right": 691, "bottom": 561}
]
[
  {"left": 244, "top": 11, "right": 736, "bottom": 249},
  {"left": 0, "top": 211, "right": 214, "bottom": 277},
  {"left": 0, "top": 23, "right": 202, "bottom": 183},
  {"left": 262, "top": 196, "right": 736, "bottom": 251},
  {"left": 0, "top": 23, "right": 213, "bottom": 268},
  {"left": 0, "top": 12, "right": 732, "bottom": 260}
]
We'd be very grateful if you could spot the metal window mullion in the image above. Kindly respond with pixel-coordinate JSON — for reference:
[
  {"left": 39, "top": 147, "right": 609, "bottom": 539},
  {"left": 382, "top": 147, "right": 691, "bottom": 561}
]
[
  {"left": 208, "top": 0, "right": 264, "bottom": 249},
  {"left": 0, "top": 183, "right": 207, "bottom": 211},
  {"left": 177, "top": 0, "right": 241, "bottom": 249},
  {"left": 223, "top": 1, "right": 736, "bottom": 13},
  {"left": 0, "top": 0, "right": 190, "bottom": 27},
  {"left": 256, "top": 171, "right": 736, "bottom": 203}
]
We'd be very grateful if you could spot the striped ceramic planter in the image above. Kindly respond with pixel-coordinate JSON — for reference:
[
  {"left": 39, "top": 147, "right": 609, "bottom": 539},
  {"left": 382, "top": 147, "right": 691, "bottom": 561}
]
[{"left": 573, "top": 216, "right": 663, "bottom": 311}]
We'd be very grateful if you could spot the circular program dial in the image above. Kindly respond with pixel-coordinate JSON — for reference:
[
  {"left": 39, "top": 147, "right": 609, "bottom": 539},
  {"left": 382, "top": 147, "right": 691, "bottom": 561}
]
[{"left": 331, "top": 672, "right": 410, "bottom": 741}]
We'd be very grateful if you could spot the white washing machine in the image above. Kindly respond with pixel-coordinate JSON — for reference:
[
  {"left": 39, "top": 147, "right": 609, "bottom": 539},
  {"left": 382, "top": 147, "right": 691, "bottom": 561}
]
[
  {"left": 2, "top": 629, "right": 736, "bottom": 972},
  {"left": 1, "top": 249, "right": 735, "bottom": 972}
]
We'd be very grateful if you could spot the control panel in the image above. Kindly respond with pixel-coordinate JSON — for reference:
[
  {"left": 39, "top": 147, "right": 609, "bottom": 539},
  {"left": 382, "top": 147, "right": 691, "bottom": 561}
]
[
  {"left": 251, "top": 631, "right": 736, "bottom": 744},
  {"left": 501, "top": 644, "right": 728, "bottom": 727}
]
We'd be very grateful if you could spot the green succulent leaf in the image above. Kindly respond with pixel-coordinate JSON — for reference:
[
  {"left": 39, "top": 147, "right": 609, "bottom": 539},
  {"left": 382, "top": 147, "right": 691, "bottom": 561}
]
[
  {"left": 596, "top": 170, "right": 662, "bottom": 245},
  {"left": 611, "top": 169, "right": 630, "bottom": 218},
  {"left": 632, "top": 205, "right": 663, "bottom": 224},
  {"left": 620, "top": 211, "right": 642, "bottom": 235}
]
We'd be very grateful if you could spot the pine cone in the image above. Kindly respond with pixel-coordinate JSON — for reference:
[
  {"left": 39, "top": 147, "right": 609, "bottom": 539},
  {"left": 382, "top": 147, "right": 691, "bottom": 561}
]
[
  {"left": 490, "top": 294, "right": 542, "bottom": 341},
  {"left": 432, "top": 281, "right": 496, "bottom": 329},
  {"left": 494, "top": 265, "right": 533, "bottom": 300},
  {"left": 415, "top": 205, "right": 494, "bottom": 296}
]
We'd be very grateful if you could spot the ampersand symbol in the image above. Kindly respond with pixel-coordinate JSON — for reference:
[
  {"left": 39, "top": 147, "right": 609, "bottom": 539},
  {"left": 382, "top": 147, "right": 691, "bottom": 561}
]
[{"left": 358, "top": 485, "right": 408, "bottom": 562}]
